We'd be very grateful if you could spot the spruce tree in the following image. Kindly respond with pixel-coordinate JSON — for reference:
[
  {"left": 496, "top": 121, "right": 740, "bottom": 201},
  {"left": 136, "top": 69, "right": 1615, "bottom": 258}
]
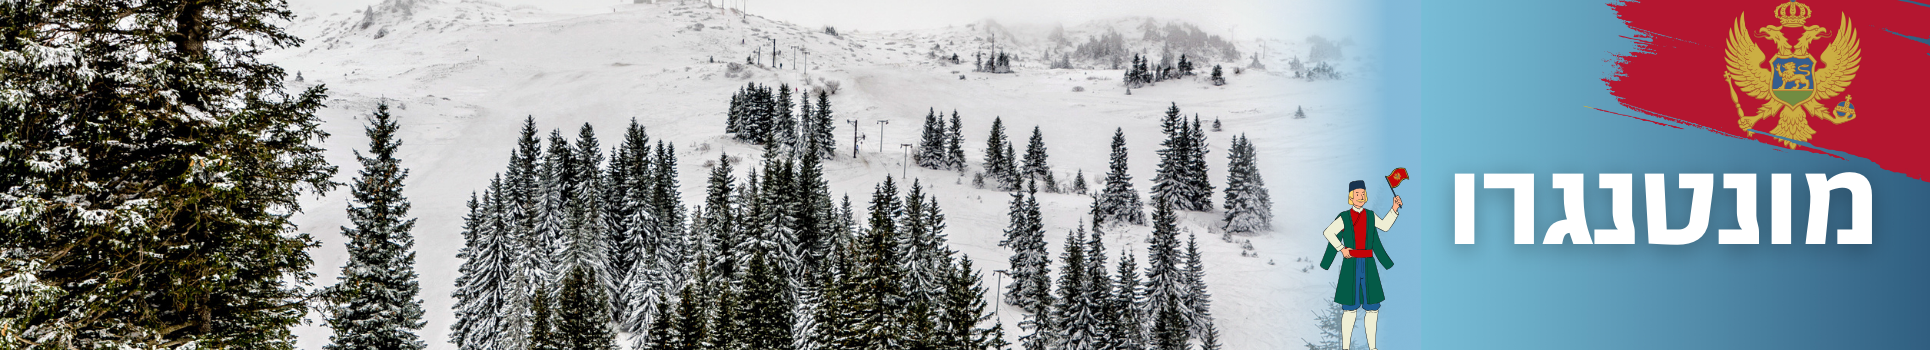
[
  {"left": 775, "top": 84, "right": 798, "bottom": 148},
  {"left": 738, "top": 250, "right": 797, "bottom": 350},
  {"left": 983, "top": 117, "right": 1019, "bottom": 191},
  {"left": 1112, "top": 250, "right": 1149, "bottom": 350},
  {"left": 537, "top": 130, "right": 577, "bottom": 284},
  {"left": 556, "top": 265, "right": 617, "bottom": 350},
  {"left": 1054, "top": 226, "right": 1110, "bottom": 350},
  {"left": 1073, "top": 169, "right": 1090, "bottom": 195},
  {"left": 1021, "top": 126, "right": 1059, "bottom": 193},
  {"left": 529, "top": 288, "right": 565, "bottom": 350},
  {"left": 1209, "top": 65, "right": 1226, "bottom": 86},
  {"left": 0, "top": 0, "right": 337, "bottom": 345},
  {"left": 1099, "top": 129, "right": 1147, "bottom": 225},
  {"left": 1142, "top": 198, "right": 1197, "bottom": 331},
  {"left": 644, "top": 301, "right": 679, "bottom": 350},
  {"left": 1153, "top": 104, "right": 1210, "bottom": 212},
  {"left": 328, "top": 103, "right": 426, "bottom": 350},
  {"left": 1002, "top": 184, "right": 1050, "bottom": 313},
  {"left": 1222, "top": 135, "right": 1273, "bottom": 234},
  {"left": 919, "top": 108, "right": 950, "bottom": 169},
  {"left": 936, "top": 257, "right": 996, "bottom": 350},
  {"left": 946, "top": 111, "right": 968, "bottom": 171},
  {"left": 567, "top": 124, "right": 616, "bottom": 301},
  {"left": 1182, "top": 233, "right": 1215, "bottom": 336},
  {"left": 1149, "top": 300, "right": 1190, "bottom": 350},
  {"left": 1181, "top": 116, "right": 1213, "bottom": 211},
  {"left": 811, "top": 90, "right": 839, "bottom": 159},
  {"left": 509, "top": 117, "right": 549, "bottom": 295},
  {"left": 669, "top": 279, "right": 710, "bottom": 350}
]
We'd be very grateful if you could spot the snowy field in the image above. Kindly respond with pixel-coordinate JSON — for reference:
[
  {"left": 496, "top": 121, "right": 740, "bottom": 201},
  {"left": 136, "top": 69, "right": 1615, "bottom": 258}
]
[{"left": 268, "top": 1, "right": 1380, "bottom": 348}]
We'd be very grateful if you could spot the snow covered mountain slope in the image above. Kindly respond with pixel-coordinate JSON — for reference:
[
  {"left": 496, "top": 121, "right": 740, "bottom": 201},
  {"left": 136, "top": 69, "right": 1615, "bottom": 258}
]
[{"left": 267, "top": 1, "right": 1380, "bottom": 349}]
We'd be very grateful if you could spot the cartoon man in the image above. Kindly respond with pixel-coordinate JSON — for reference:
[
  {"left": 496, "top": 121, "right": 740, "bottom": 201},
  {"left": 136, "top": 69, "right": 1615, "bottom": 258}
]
[{"left": 1320, "top": 180, "right": 1401, "bottom": 350}]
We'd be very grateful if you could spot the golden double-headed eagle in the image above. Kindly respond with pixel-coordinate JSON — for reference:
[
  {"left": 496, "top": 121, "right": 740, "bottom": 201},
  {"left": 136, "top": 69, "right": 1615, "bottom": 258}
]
[{"left": 1725, "top": 1, "right": 1860, "bottom": 149}]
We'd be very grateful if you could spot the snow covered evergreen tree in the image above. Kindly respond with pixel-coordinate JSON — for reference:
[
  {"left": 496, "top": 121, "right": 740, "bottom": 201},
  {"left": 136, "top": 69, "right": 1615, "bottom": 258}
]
[
  {"left": 1098, "top": 129, "right": 1147, "bottom": 225},
  {"left": 918, "top": 108, "right": 951, "bottom": 169},
  {"left": 529, "top": 288, "right": 565, "bottom": 350},
  {"left": 809, "top": 90, "right": 839, "bottom": 159},
  {"left": 566, "top": 124, "right": 617, "bottom": 303},
  {"left": 1112, "top": 249, "right": 1150, "bottom": 350},
  {"left": 983, "top": 117, "right": 1020, "bottom": 191},
  {"left": 1073, "top": 169, "right": 1090, "bottom": 195},
  {"left": 945, "top": 111, "right": 968, "bottom": 171},
  {"left": 738, "top": 250, "right": 797, "bottom": 350},
  {"left": 1142, "top": 198, "right": 1192, "bottom": 330},
  {"left": 1221, "top": 134, "right": 1272, "bottom": 234},
  {"left": 1149, "top": 300, "right": 1190, "bottom": 350},
  {"left": 327, "top": 103, "right": 427, "bottom": 350},
  {"left": 537, "top": 130, "right": 577, "bottom": 285},
  {"left": 0, "top": 0, "right": 338, "bottom": 345},
  {"left": 1002, "top": 184, "right": 1051, "bottom": 313},
  {"left": 555, "top": 265, "right": 618, "bottom": 350},
  {"left": 1021, "top": 127, "right": 1059, "bottom": 193},
  {"left": 1152, "top": 104, "right": 1212, "bottom": 212},
  {"left": 774, "top": 84, "right": 799, "bottom": 148},
  {"left": 1210, "top": 65, "right": 1226, "bottom": 86},
  {"left": 936, "top": 256, "right": 997, "bottom": 350},
  {"left": 1053, "top": 226, "right": 1111, "bottom": 350},
  {"left": 1182, "top": 233, "right": 1215, "bottom": 336},
  {"left": 902, "top": 181, "right": 954, "bottom": 303},
  {"left": 454, "top": 183, "right": 530, "bottom": 350}
]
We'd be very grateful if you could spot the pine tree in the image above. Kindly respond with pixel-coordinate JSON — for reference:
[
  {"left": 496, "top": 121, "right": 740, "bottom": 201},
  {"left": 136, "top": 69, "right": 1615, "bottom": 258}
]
[
  {"left": 1054, "top": 226, "right": 1111, "bottom": 350},
  {"left": 918, "top": 108, "right": 950, "bottom": 169},
  {"left": 739, "top": 250, "right": 798, "bottom": 350},
  {"left": 811, "top": 90, "right": 839, "bottom": 159},
  {"left": 1221, "top": 135, "right": 1272, "bottom": 234},
  {"left": 1153, "top": 104, "right": 1213, "bottom": 212},
  {"left": 838, "top": 178, "right": 913, "bottom": 350},
  {"left": 945, "top": 111, "right": 968, "bottom": 171},
  {"left": 1149, "top": 300, "right": 1190, "bottom": 350},
  {"left": 609, "top": 119, "right": 653, "bottom": 335},
  {"left": 1112, "top": 250, "right": 1149, "bottom": 350},
  {"left": 1002, "top": 184, "right": 1050, "bottom": 313},
  {"left": 328, "top": 103, "right": 426, "bottom": 350},
  {"left": 1182, "top": 233, "right": 1215, "bottom": 336},
  {"left": 509, "top": 117, "right": 549, "bottom": 297},
  {"left": 902, "top": 181, "right": 953, "bottom": 303},
  {"left": 1181, "top": 116, "right": 1214, "bottom": 211},
  {"left": 936, "top": 257, "right": 996, "bottom": 350},
  {"left": 1142, "top": 198, "right": 1198, "bottom": 334},
  {"left": 538, "top": 130, "right": 578, "bottom": 284},
  {"left": 1197, "top": 320, "right": 1223, "bottom": 350},
  {"left": 1099, "top": 129, "right": 1147, "bottom": 225},
  {"left": 566, "top": 124, "right": 617, "bottom": 303},
  {"left": 774, "top": 84, "right": 799, "bottom": 148},
  {"left": 1073, "top": 169, "right": 1090, "bottom": 195},
  {"left": 0, "top": 0, "right": 337, "bottom": 345},
  {"left": 556, "top": 265, "right": 618, "bottom": 350},
  {"left": 1209, "top": 65, "right": 1225, "bottom": 86},
  {"left": 1021, "top": 126, "right": 1059, "bottom": 193},
  {"left": 669, "top": 279, "right": 710, "bottom": 350},
  {"left": 796, "top": 150, "right": 837, "bottom": 276},
  {"left": 983, "top": 117, "right": 1019, "bottom": 191},
  {"left": 529, "top": 288, "right": 565, "bottom": 350},
  {"left": 644, "top": 301, "right": 679, "bottom": 350}
]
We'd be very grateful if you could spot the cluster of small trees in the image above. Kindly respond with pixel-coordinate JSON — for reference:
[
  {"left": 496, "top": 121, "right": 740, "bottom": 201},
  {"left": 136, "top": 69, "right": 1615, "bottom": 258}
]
[
  {"left": 725, "top": 83, "right": 838, "bottom": 158},
  {"left": 972, "top": 117, "right": 1059, "bottom": 193},
  {"left": 1003, "top": 188, "right": 1224, "bottom": 350},
  {"left": 976, "top": 52, "right": 1014, "bottom": 73},
  {"left": 1124, "top": 54, "right": 1199, "bottom": 88},
  {"left": 915, "top": 109, "right": 970, "bottom": 171}
]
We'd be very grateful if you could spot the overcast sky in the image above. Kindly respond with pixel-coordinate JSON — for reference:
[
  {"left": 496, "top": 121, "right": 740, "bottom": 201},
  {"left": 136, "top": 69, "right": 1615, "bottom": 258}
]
[{"left": 287, "top": 0, "right": 1375, "bottom": 41}]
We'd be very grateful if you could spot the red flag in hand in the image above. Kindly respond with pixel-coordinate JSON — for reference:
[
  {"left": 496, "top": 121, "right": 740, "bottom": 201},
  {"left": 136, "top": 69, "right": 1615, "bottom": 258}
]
[{"left": 1385, "top": 167, "right": 1410, "bottom": 189}]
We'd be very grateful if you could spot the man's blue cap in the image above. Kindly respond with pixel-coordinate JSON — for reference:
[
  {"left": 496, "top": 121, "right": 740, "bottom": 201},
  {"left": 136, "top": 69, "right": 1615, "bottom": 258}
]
[{"left": 1349, "top": 180, "right": 1366, "bottom": 192}]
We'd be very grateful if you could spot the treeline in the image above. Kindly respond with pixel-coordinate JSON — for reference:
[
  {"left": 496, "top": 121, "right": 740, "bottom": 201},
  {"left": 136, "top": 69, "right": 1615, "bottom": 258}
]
[{"left": 452, "top": 116, "right": 1002, "bottom": 350}]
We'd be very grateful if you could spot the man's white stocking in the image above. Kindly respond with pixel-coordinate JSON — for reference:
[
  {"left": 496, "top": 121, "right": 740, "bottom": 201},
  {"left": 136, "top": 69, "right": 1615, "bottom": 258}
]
[
  {"left": 1365, "top": 310, "right": 1380, "bottom": 350},
  {"left": 1341, "top": 309, "right": 1358, "bottom": 349}
]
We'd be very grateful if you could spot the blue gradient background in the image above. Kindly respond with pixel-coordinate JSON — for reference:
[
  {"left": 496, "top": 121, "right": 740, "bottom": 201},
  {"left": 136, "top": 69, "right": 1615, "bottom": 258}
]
[{"left": 1352, "top": 0, "right": 1930, "bottom": 348}]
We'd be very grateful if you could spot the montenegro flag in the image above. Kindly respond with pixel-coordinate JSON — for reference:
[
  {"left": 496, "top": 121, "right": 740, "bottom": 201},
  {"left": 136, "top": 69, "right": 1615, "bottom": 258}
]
[{"left": 1607, "top": 0, "right": 1930, "bottom": 180}]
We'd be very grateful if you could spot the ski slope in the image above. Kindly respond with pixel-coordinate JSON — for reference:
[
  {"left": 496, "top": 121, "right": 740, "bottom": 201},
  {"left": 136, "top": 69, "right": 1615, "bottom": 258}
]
[{"left": 268, "top": 1, "right": 1380, "bottom": 348}]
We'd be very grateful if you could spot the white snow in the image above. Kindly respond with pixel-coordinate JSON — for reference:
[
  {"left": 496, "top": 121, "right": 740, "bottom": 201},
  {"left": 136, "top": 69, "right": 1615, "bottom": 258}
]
[{"left": 268, "top": 1, "right": 1379, "bottom": 349}]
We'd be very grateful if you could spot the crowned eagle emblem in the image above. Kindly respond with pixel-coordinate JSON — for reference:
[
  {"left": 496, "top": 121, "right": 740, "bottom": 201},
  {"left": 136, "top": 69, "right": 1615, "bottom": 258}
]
[{"left": 1725, "top": 1, "right": 1860, "bottom": 149}]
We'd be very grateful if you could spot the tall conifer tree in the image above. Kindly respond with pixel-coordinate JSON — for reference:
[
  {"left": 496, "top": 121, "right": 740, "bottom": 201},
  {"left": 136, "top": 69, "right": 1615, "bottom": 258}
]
[{"left": 328, "top": 103, "right": 426, "bottom": 350}]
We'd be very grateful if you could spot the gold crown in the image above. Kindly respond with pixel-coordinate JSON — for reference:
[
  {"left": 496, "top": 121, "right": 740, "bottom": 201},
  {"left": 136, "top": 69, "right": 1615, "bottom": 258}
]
[{"left": 1775, "top": 1, "right": 1812, "bottom": 27}]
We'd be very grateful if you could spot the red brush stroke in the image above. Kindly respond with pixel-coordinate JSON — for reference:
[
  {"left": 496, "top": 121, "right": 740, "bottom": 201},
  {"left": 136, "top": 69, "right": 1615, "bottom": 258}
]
[{"left": 1606, "top": 0, "right": 1930, "bottom": 181}]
